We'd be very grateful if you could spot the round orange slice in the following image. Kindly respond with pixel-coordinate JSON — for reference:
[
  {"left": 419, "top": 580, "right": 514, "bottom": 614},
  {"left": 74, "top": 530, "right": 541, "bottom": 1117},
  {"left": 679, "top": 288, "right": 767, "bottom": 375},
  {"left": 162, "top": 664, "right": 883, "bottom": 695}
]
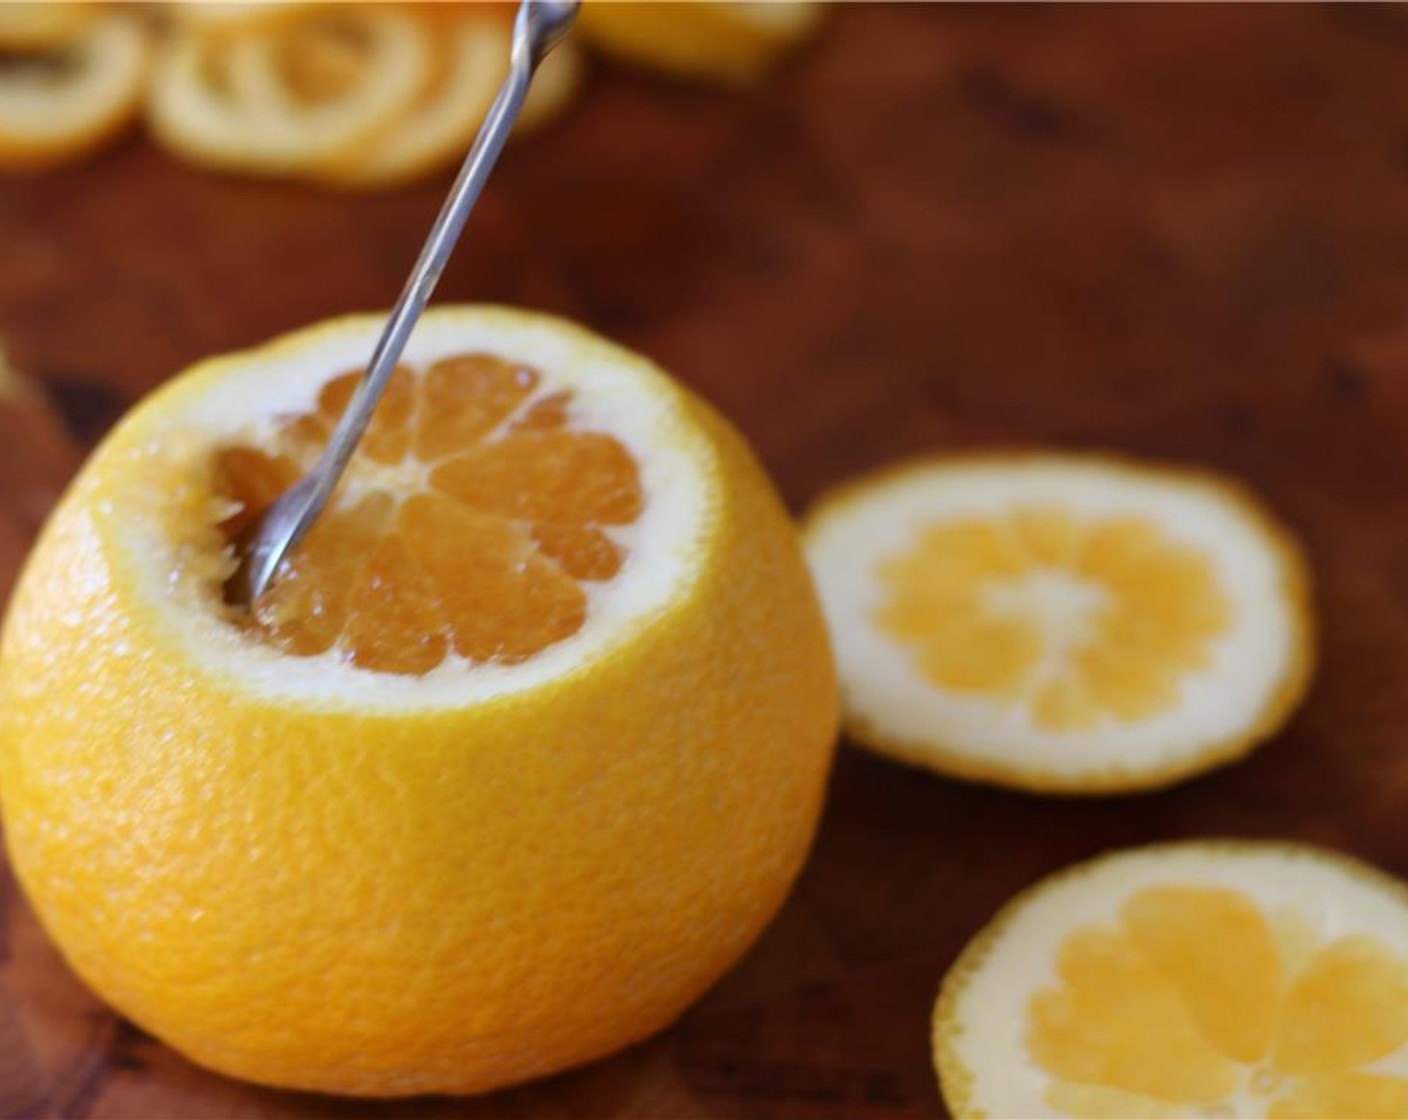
[
  {"left": 313, "top": 12, "right": 506, "bottom": 189},
  {"left": 936, "top": 841, "right": 1408, "bottom": 1119},
  {"left": 147, "top": 6, "right": 433, "bottom": 177},
  {"left": 803, "top": 453, "right": 1314, "bottom": 794},
  {"left": 0, "top": 12, "right": 150, "bottom": 171}
]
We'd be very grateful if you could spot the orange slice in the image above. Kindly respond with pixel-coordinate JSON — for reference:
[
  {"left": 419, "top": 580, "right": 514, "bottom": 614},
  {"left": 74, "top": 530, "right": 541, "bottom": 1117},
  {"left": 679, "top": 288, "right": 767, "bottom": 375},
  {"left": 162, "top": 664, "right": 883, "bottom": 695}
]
[
  {"left": 935, "top": 841, "right": 1408, "bottom": 1119},
  {"left": 313, "top": 12, "right": 506, "bottom": 189},
  {"left": 0, "top": 11, "right": 150, "bottom": 171},
  {"left": 804, "top": 453, "right": 1314, "bottom": 793},
  {"left": 147, "top": 6, "right": 433, "bottom": 177}
]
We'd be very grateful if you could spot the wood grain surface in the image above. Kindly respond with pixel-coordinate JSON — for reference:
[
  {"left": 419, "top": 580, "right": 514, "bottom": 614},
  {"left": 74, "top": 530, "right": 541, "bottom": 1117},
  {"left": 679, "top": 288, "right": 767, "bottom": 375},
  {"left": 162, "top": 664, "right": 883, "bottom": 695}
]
[{"left": 6, "top": 4, "right": 1408, "bottom": 1116}]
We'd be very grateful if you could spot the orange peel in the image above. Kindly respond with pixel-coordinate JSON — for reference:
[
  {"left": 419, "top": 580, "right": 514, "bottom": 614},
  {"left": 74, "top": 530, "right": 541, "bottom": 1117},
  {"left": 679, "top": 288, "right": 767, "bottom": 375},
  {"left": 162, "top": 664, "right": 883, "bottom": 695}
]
[
  {"left": 314, "top": 12, "right": 508, "bottom": 189},
  {"left": 147, "top": 6, "right": 433, "bottom": 178},
  {"left": 0, "top": 12, "right": 150, "bottom": 171}
]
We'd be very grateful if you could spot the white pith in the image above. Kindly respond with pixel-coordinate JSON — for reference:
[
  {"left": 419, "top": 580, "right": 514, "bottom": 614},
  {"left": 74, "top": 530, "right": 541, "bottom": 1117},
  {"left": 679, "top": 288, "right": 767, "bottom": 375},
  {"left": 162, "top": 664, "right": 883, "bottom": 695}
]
[
  {"left": 805, "top": 459, "right": 1303, "bottom": 781},
  {"left": 101, "top": 307, "right": 714, "bottom": 712},
  {"left": 0, "top": 15, "right": 147, "bottom": 140},
  {"left": 982, "top": 569, "right": 1111, "bottom": 692},
  {"left": 942, "top": 843, "right": 1408, "bottom": 1118}
]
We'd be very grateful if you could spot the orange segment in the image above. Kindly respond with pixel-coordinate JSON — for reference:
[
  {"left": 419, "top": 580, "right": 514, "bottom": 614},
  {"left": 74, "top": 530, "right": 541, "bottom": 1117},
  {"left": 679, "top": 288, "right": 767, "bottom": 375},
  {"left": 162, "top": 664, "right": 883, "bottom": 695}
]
[
  {"left": 913, "top": 613, "right": 1042, "bottom": 697},
  {"left": 1029, "top": 926, "right": 1241, "bottom": 1102},
  {"left": 512, "top": 391, "right": 572, "bottom": 432},
  {"left": 1273, "top": 936, "right": 1408, "bottom": 1075},
  {"left": 1031, "top": 671, "right": 1101, "bottom": 733},
  {"left": 399, "top": 492, "right": 586, "bottom": 664},
  {"left": 1269, "top": 1073, "right": 1408, "bottom": 1120},
  {"left": 341, "top": 532, "right": 449, "bottom": 675},
  {"left": 212, "top": 446, "right": 301, "bottom": 542},
  {"left": 876, "top": 507, "right": 1230, "bottom": 729},
  {"left": 253, "top": 492, "right": 393, "bottom": 658},
  {"left": 1120, "top": 886, "right": 1283, "bottom": 1064},
  {"left": 213, "top": 350, "right": 641, "bottom": 674},
  {"left": 303, "top": 364, "right": 416, "bottom": 464},
  {"left": 530, "top": 523, "right": 625, "bottom": 582},
  {"left": 430, "top": 431, "right": 644, "bottom": 525},
  {"left": 1013, "top": 506, "right": 1083, "bottom": 567},
  {"left": 415, "top": 353, "right": 537, "bottom": 460}
]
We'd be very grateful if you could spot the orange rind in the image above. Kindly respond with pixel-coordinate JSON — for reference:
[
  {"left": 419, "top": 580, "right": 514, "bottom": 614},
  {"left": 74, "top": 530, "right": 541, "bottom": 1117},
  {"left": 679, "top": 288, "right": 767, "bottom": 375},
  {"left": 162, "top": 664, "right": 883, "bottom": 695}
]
[{"left": 0, "top": 11, "right": 150, "bottom": 171}]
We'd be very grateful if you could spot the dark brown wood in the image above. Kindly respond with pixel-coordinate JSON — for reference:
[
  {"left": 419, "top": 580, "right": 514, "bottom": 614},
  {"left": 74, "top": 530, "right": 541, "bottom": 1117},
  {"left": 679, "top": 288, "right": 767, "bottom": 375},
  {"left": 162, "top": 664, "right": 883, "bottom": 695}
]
[{"left": 5, "top": 4, "right": 1408, "bottom": 1116}]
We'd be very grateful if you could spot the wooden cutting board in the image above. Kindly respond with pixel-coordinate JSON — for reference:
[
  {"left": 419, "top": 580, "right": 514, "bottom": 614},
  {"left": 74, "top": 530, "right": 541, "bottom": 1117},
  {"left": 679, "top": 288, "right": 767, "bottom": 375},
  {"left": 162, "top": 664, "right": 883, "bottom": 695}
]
[{"left": 6, "top": 5, "right": 1408, "bottom": 1117}]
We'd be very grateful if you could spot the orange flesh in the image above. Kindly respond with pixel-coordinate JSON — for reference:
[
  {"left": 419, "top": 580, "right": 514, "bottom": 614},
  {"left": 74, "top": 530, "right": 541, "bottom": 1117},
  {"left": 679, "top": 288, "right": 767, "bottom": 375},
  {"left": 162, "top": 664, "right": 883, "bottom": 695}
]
[
  {"left": 1029, "top": 885, "right": 1408, "bottom": 1115},
  {"left": 212, "top": 353, "right": 643, "bottom": 675},
  {"left": 877, "top": 508, "right": 1231, "bottom": 730}
]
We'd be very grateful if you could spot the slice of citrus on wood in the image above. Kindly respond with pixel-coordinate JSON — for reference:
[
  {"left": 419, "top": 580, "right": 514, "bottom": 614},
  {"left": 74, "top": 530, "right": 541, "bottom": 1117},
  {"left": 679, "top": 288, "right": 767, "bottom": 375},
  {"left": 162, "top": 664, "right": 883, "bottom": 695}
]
[
  {"left": 935, "top": 841, "right": 1408, "bottom": 1119},
  {"left": 148, "top": 6, "right": 434, "bottom": 178},
  {"left": 804, "top": 453, "right": 1314, "bottom": 794},
  {"left": 0, "top": 307, "right": 838, "bottom": 1095},
  {"left": 0, "top": 11, "right": 151, "bottom": 171},
  {"left": 310, "top": 12, "right": 506, "bottom": 189},
  {"left": 312, "top": 12, "right": 581, "bottom": 190}
]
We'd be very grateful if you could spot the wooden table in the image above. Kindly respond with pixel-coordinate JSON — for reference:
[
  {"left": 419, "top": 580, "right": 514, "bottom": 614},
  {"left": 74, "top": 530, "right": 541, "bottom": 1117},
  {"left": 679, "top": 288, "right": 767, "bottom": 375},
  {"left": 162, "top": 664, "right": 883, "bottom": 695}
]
[{"left": 6, "top": 4, "right": 1408, "bottom": 1116}]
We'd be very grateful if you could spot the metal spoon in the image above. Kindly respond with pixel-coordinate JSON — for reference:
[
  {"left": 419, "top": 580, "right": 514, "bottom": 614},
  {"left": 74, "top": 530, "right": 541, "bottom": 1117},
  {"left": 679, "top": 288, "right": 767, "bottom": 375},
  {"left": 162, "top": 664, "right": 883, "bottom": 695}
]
[{"left": 231, "top": 0, "right": 580, "bottom": 607}]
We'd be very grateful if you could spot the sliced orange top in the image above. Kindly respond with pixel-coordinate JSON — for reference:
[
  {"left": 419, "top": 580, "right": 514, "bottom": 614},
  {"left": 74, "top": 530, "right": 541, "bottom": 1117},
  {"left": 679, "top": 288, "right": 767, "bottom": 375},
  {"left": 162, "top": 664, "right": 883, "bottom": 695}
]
[{"left": 212, "top": 353, "right": 643, "bottom": 676}]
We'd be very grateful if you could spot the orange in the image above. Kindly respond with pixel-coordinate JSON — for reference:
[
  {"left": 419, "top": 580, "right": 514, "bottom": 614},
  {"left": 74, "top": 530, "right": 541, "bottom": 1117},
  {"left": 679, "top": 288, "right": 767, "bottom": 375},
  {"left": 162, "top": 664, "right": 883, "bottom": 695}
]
[
  {"left": 935, "top": 841, "right": 1408, "bottom": 1118},
  {"left": 0, "top": 307, "right": 838, "bottom": 1096}
]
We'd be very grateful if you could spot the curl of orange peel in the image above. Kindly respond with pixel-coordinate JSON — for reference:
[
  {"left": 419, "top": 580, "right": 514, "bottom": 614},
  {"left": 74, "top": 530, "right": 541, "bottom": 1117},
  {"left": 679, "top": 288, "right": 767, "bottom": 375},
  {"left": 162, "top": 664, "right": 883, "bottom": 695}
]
[
  {"left": 311, "top": 13, "right": 507, "bottom": 189},
  {"left": 307, "top": 8, "right": 579, "bottom": 189},
  {"left": 0, "top": 12, "right": 151, "bottom": 172},
  {"left": 147, "top": 6, "right": 433, "bottom": 178}
]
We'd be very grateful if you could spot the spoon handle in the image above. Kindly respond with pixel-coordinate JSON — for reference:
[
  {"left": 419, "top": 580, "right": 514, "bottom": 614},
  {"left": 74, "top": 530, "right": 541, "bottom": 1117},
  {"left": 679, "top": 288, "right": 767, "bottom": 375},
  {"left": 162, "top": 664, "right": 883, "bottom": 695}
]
[
  {"left": 239, "top": 1, "right": 578, "bottom": 604},
  {"left": 305, "top": 27, "right": 539, "bottom": 526}
]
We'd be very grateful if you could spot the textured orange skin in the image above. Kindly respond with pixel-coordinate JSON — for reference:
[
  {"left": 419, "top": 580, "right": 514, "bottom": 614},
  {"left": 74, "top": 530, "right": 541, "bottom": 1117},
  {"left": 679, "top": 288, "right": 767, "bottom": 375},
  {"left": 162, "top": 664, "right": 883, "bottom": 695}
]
[{"left": 0, "top": 315, "right": 839, "bottom": 1097}]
